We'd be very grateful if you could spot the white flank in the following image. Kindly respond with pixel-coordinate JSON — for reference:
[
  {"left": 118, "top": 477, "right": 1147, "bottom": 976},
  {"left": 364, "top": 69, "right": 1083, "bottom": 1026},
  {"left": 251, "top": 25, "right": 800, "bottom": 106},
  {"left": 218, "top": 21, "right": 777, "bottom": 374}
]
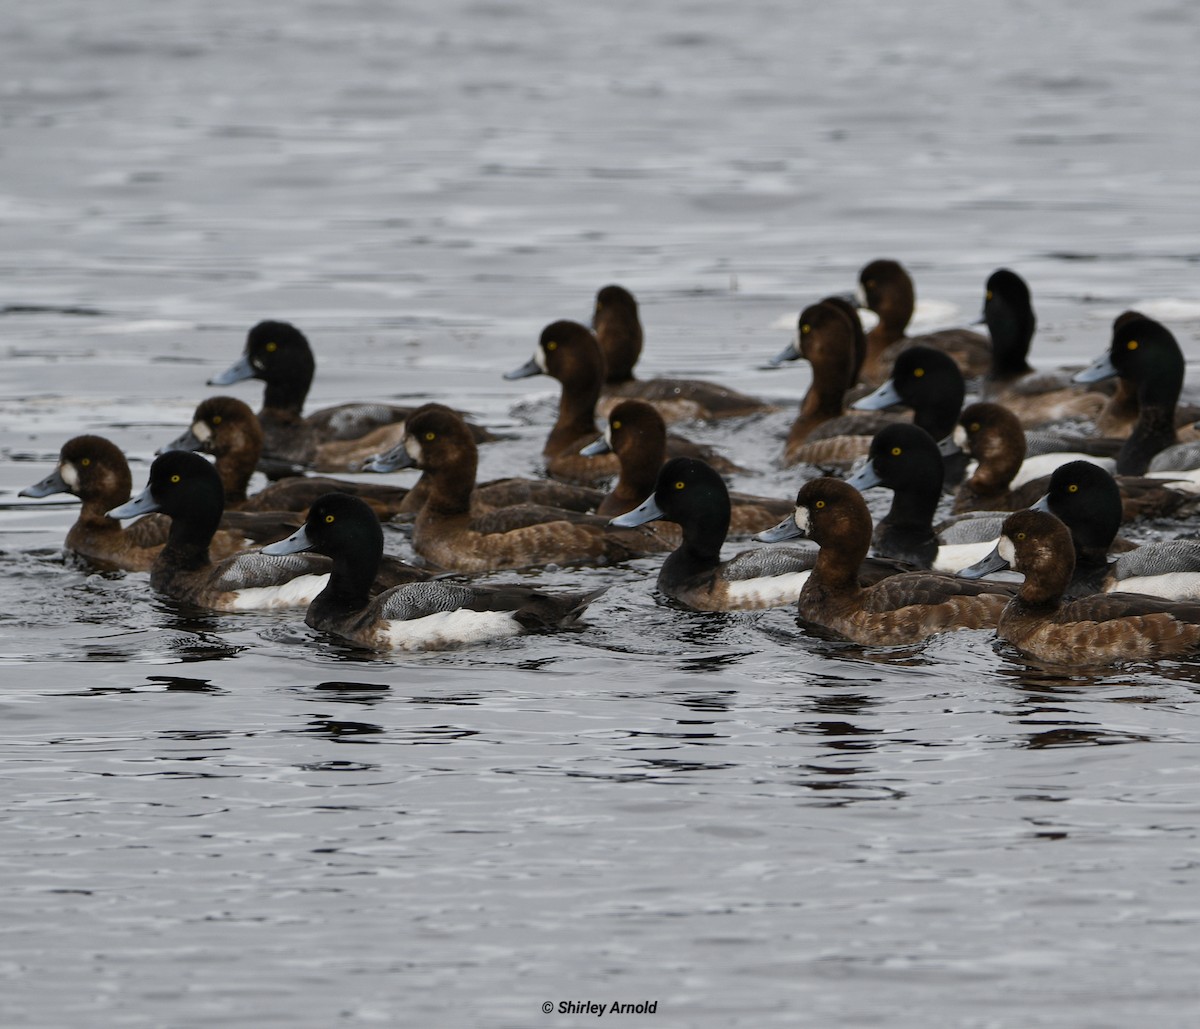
[
  {"left": 1009, "top": 453, "right": 1114, "bottom": 489},
  {"left": 726, "top": 571, "right": 811, "bottom": 608},
  {"left": 378, "top": 609, "right": 522, "bottom": 650},
  {"left": 60, "top": 461, "right": 80, "bottom": 490},
  {"left": 934, "top": 539, "right": 1002, "bottom": 573},
  {"left": 229, "top": 573, "right": 330, "bottom": 610},
  {"left": 1108, "top": 573, "right": 1200, "bottom": 602},
  {"left": 1147, "top": 468, "right": 1200, "bottom": 493}
]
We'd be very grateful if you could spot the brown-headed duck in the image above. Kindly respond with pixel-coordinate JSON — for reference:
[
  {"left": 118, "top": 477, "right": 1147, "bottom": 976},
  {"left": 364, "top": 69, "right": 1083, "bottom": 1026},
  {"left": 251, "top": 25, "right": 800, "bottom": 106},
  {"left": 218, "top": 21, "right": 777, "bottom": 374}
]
[
  {"left": 162, "top": 396, "right": 414, "bottom": 518},
  {"left": 958, "top": 509, "right": 1200, "bottom": 665},
  {"left": 755, "top": 477, "right": 1011, "bottom": 645},
  {"left": 209, "top": 320, "right": 494, "bottom": 473},
  {"left": 592, "top": 284, "right": 774, "bottom": 421},
  {"left": 107, "top": 451, "right": 428, "bottom": 610},
  {"left": 370, "top": 405, "right": 670, "bottom": 572},
  {"left": 582, "top": 399, "right": 792, "bottom": 536},
  {"left": 855, "top": 258, "right": 991, "bottom": 385},
  {"left": 504, "top": 319, "right": 743, "bottom": 485},
  {"left": 19, "top": 435, "right": 287, "bottom": 572},
  {"left": 262, "top": 493, "right": 604, "bottom": 650}
]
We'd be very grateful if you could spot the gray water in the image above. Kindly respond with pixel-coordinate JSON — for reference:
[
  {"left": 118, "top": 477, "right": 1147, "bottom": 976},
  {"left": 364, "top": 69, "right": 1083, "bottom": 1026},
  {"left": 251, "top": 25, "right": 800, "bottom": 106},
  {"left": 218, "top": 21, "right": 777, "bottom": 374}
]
[{"left": 3, "top": 2, "right": 1200, "bottom": 1026}]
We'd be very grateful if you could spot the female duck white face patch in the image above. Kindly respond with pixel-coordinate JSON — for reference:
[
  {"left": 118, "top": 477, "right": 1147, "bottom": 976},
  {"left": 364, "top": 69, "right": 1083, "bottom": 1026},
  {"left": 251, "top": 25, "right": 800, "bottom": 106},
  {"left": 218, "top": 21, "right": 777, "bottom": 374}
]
[
  {"left": 59, "top": 461, "right": 80, "bottom": 490},
  {"left": 998, "top": 535, "right": 1016, "bottom": 568},
  {"left": 952, "top": 424, "right": 969, "bottom": 451},
  {"left": 793, "top": 505, "right": 811, "bottom": 534},
  {"left": 404, "top": 435, "right": 423, "bottom": 464},
  {"left": 192, "top": 421, "right": 214, "bottom": 444}
]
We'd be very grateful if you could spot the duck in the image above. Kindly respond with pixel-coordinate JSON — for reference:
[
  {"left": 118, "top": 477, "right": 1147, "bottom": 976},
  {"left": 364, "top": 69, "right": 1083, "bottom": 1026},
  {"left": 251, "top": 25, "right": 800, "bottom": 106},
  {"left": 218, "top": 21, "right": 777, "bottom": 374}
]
[
  {"left": 772, "top": 299, "right": 901, "bottom": 468},
  {"left": 369, "top": 404, "right": 670, "bottom": 572},
  {"left": 582, "top": 399, "right": 792, "bottom": 536},
  {"left": 608, "top": 457, "right": 826, "bottom": 611},
  {"left": 957, "top": 509, "right": 1200, "bottom": 665},
  {"left": 162, "top": 395, "right": 414, "bottom": 518},
  {"left": 591, "top": 284, "right": 774, "bottom": 421},
  {"left": 844, "top": 423, "right": 1006, "bottom": 571},
  {"left": 981, "top": 268, "right": 1107, "bottom": 427},
  {"left": 261, "top": 492, "right": 604, "bottom": 650},
  {"left": 19, "top": 435, "right": 290, "bottom": 572},
  {"left": 1074, "top": 315, "right": 1184, "bottom": 475},
  {"left": 504, "top": 319, "right": 743, "bottom": 485},
  {"left": 953, "top": 401, "right": 1190, "bottom": 521},
  {"left": 753, "top": 477, "right": 1011, "bottom": 646},
  {"left": 209, "top": 320, "right": 495, "bottom": 473},
  {"left": 855, "top": 258, "right": 991, "bottom": 385},
  {"left": 106, "top": 451, "right": 429, "bottom": 610}
]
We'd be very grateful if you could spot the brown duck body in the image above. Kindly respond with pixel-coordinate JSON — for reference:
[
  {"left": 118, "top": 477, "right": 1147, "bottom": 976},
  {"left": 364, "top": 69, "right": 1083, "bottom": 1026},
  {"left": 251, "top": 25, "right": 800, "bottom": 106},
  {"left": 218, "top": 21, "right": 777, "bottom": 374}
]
[
  {"left": 592, "top": 284, "right": 774, "bottom": 421},
  {"left": 785, "top": 478, "right": 1010, "bottom": 645}
]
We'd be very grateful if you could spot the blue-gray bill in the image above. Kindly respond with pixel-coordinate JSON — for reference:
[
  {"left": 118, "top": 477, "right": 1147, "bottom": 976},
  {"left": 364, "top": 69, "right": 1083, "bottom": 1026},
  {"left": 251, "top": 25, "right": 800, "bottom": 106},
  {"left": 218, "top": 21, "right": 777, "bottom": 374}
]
[
  {"left": 852, "top": 377, "right": 903, "bottom": 411},
  {"left": 1072, "top": 352, "right": 1118, "bottom": 384},
  {"left": 754, "top": 514, "right": 804, "bottom": 543},
  {"left": 844, "top": 460, "right": 884, "bottom": 492},
  {"left": 19, "top": 469, "right": 70, "bottom": 498},
  {"left": 609, "top": 494, "right": 665, "bottom": 528},
  {"left": 261, "top": 525, "right": 313, "bottom": 556},
  {"left": 107, "top": 485, "right": 160, "bottom": 519},
  {"left": 208, "top": 353, "right": 257, "bottom": 386},
  {"left": 364, "top": 444, "right": 415, "bottom": 473},
  {"left": 957, "top": 545, "right": 1010, "bottom": 579},
  {"left": 580, "top": 436, "right": 611, "bottom": 456},
  {"left": 766, "top": 340, "right": 801, "bottom": 367},
  {"left": 158, "top": 427, "right": 204, "bottom": 455},
  {"left": 503, "top": 357, "right": 542, "bottom": 380}
]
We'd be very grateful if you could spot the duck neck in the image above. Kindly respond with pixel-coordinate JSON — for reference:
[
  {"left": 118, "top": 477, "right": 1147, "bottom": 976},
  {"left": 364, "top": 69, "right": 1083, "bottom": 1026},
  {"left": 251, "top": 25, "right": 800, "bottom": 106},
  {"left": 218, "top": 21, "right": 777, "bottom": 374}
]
[
  {"left": 215, "top": 443, "right": 257, "bottom": 504},
  {"left": 421, "top": 456, "right": 476, "bottom": 518},
  {"left": 965, "top": 433, "right": 1022, "bottom": 496},
  {"left": 661, "top": 502, "right": 729, "bottom": 583},
  {"left": 988, "top": 304, "right": 1035, "bottom": 381},
  {"left": 1119, "top": 373, "right": 1181, "bottom": 474},
  {"left": 546, "top": 372, "right": 601, "bottom": 458},
  {"left": 317, "top": 545, "right": 378, "bottom": 616},
  {"left": 261, "top": 372, "right": 311, "bottom": 417},
  {"left": 162, "top": 507, "right": 219, "bottom": 572}
]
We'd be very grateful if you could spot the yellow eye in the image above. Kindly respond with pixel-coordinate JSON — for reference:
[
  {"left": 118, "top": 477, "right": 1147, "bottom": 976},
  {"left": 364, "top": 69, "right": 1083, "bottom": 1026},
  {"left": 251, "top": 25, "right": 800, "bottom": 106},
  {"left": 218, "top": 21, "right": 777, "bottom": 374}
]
[
  {"left": 424, "top": 432, "right": 435, "bottom": 441},
  {"left": 866, "top": 280, "right": 875, "bottom": 289},
  {"left": 265, "top": 341, "right": 277, "bottom": 353},
  {"left": 969, "top": 422, "right": 980, "bottom": 432},
  {"left": 324, "top": 514, "right": 335, "bottom": 524},
  {"left": 612, "top": 420, "right": 622, "bottom": 430},
  {"left": 546, "top": 340, "right": 558, "bottom": 351},
  {"left": 913, "top": 368, "right": 925, "bottom": 378},
  {"left": 986, "top": 290, "right": 993, "bottom": 301},
  {"left": 170, "top": 474, "right": 181, "bottom": 483},
  {"left": 80, "top": 458, "right": 91, "bottom": 467},
  {"left": 800, "top": 323, "right": 811, "bottom": 334},
  {"left": 815, "top": 500, "right": 826, "bottom": 509},
  {"left": 890, "top": 447, "right": 902, "bottom": 457},
  {"left": 674, "top": 481, "right": 685, "bottom": 490},
  {"left": 1068, "top": 484, "right": 1078, "bottom": 493},
  {"left": 1127, "top": 340, "right": 1138, "bottom": 350},
  {"left": 212, "top": 415, "right": 222, "bottom": 425},
  {"left": 1016, "top": 532, "right": 1026, "bottom": 541}
]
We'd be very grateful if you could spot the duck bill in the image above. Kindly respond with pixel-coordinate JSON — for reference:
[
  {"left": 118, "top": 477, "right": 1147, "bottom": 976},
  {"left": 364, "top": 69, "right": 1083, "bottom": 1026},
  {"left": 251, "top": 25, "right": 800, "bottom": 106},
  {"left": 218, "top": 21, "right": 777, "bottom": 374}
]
[
  {"left": 208, "top": 353, "right": 257, "bottom": 386},
  {"left": 851, "top": 377, "right": 903, "bottom": 411},
  {"left": 503, "top": 356, "right": 543, "bottom": 381},
  {"left": 937, "top": 435, "right": 963, "bottom": 458},
  {"left": 1031, "top": 493, "right": 1051, "bottom": 513},
  {"left": 19, "top": 468, "right": 71, "bottom": 498},
  {"left": 609, "top": 494, "right": 665, "bottom": 528},
  {"left": 754, "top": 513, "right": 806, "bottom": 543},
  {"left": 106, "top": 484, "right": 160, "bottom": 519},
  {"left": 766, "top": 339, "right": 801, "bottom": 367},
  {"left": 844, "top": 461, "right": 884, "bottom": 492},
  {"left": 261, "top": 524, "right": 314, "bottom": 556},
  {"left": 364, "top": 443, "right": 416, "bottom": 473},
  {"left": 957, "top": 545, "right": 1010, "bottom": 579},
  {"left": 158, "top": 426, "right": 205, "bottom": 455},
  {"left": 580, "top": 436, "right": 612, "bottom": 456},
  {"left": 1072, "top": 352, "right": 1118, "bottom": 384}
]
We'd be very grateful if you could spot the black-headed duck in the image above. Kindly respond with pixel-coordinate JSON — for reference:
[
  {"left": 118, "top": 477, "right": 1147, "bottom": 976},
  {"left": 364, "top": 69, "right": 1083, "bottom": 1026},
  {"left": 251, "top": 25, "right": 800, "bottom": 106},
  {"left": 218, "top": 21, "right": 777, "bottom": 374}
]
[
  {"left": 609, "top": 457, "right": 822, "bottom": 611},
  {"left": 959, "top": 509, "right": 1200, "bottom": 665},
  {"left": 107, "top": 451, "right": 428, "bottom": 610},
  {"left": 773, "top": 299, "right": 900, "bottom": 468},
  {"left": 591, "top": 284, "right": 774, "bottom": 421},
  {"left": 844, "top": 423, "right": 1005, "bottom": 572},
  {"left": 504, "top": 319, "right": 743, "bottom": 485},
  {"left": 981, "top": 269, "right": 1107, "bottom": 427},
  {"left": 372, "top": 405, "right": 669, "bottom": 572},
  {"left": 209, "top": 320, "right": 494, "bottom": 472},
  {"left": 163, "top": 396, "right": 413, "bottom": 518},
  {"left": 856, "top": 258, "right": 991, "bottom": 385},
  {"left": 583, "top": 399, "right": 792, "bottom": 536},
  {"left": 755, "top": 477, "right": 1011, "bottom": 645},
  {"left": 263, "top": 493, "right": 604, "bottom": 650},
  {"left": 1074, "top": 315, "right": 1184, "bottom": 475},
  {"left": 19, "top": 435, "right": 282, "bottom": 572}
]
